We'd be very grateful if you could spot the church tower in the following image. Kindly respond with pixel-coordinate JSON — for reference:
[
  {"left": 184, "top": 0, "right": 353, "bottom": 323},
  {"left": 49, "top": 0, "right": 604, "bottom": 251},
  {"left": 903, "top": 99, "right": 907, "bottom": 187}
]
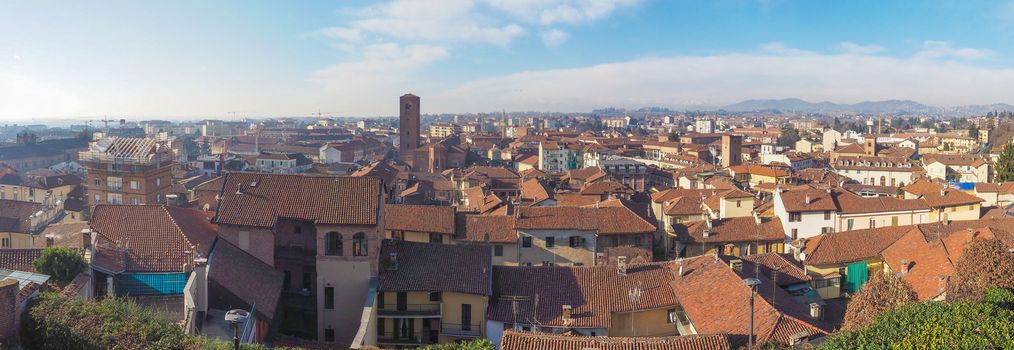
[{"left": 399, "top": 94, "right": 421, "bottom": 165}]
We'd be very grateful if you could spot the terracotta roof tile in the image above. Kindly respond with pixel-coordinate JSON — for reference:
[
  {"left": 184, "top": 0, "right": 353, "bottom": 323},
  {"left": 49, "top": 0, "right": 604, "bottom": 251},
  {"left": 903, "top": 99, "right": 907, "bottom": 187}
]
[
  {"left": 740, "top": 253, "right": 811, "bottom": 286},
  {"left": 208, "top": 239, "right": 284, "bottom": 321},
  {"left": 500, "top": 330, "right": 731, "bottom": 350},
  {"left": 454, "top": 213, "right": 516, "bottom": 243},
  {"left": 91, "top": 205, "right": 217, "bottom": 272},
  {"left": 379, "top": 240, "right": 491, "bottom": 295},
  {"left": 0, "top": 249, "right": 42, "bottom": 272},
  {"left": 214, "top": 172, "right": 381, "bottom": 228},
  {"left": 384, "top": 204, "right": 456, "bottom": 234},
  {"left": 777, "top": 186, "right": 838, "bottom": 212},
  {"left": 801, "top": 225, "right": 914, "bottom": 266},
  {"left": 515, "top": 206, "right": 655, "bottom": 235},
  {"left": 675, "top": 217, "right": 785, "bottom": 244}
]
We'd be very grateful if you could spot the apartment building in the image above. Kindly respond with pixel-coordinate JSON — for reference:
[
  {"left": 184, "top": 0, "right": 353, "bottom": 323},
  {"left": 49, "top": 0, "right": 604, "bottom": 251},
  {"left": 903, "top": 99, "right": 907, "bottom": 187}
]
[
  {"left": 513, "top": 206, "right": 656, "bottom": 267},
  {"left": 923, "top": 154, "right": 992, "bottom": 183},
  {"left": 831, "top": 156, "right": 920, "bottom": 187},
  {"left": 79, "top": 137, "right": 174, "bottom": 207},
  {"left": 383, "top": 204, "right": 456, "bottom": 244}
]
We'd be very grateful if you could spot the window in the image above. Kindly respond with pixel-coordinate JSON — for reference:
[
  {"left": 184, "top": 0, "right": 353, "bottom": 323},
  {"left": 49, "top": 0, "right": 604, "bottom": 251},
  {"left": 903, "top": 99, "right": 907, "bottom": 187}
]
[
  {"left": 569, "top": 236, "right": 580, "bottom": 247},
  {"left": 789, "top": 212, "right": 801, "bottom": 222},
  {"left": 667, "top": 308, "right": 677, "bottom": 324},
  {"left": 824, "top": 211, "right": 831, "bottom": 220},
  {"left": 324, "top": 287, "right": 334, "bottom": 309},
  {"left": 493, "top": 245, "right": 503, "bottom": 256},
  {"left": 377, "top": 318, "right": 385, "bottom": 336},
  {"left": 545, "top": 236, "right": 555, "bottom": 248},
  {"left": 107, "top": 193, "right": 123, "bottom": 205},
  {"left": 324, "top": 328, "right": 335, "bottom": 342},
  {"left": 94, "top": 178, "right": 101, "bottom": 186},
  {"left": 107, "top": 176, "right": 122, "bottom": 191},
  {"left": 302, "top": 272, "right": 312, "bottom": 291},
  {"left": 791, "top": 229, "right": 798, "bottom": 240},
  {"left": 326, "top": 232, "right": 342, "bottom": 256},
  {"left": 611, "top": 236, "right": 619, "bottom": 247},
  {"left": 461, "top": 304, "right": 472, "bottom": 331},
  {"left": 891, "top": 216, "right": 899, "bottom": 226},
  {"left": 294, "top": 226, "right": 302, "bottom": 234},
  {"left": 392, "top": 231, "right": 404, "bottom": 240},
  {"left": 635, "top": 236, "right": 643, "bottom": 246},
  {"left": 156, "top": 178, "right": 161, "bottom": 187},
  {"left": 869, "top": 219, "right": 876, "bottom": 228},
  {"left": 429, "top": 233, "right": 442, "bottom": 244},
  {"left": 130, "top": 180, "right": 140, "bottom": 190},
  {"left": 429, "top": 292, "right": 442, "bottom": 302},
  {"left": 353, "top": 232, "right": 368, "bottom": 256},
  {"left": 131, "top": 198, "right": 142, "bottom": 205},
  {"left": 1, "top": 238, "right": 9, "bottom": 248},
  {"left": 847, "top": 219, "right": 854, "bottom": 231},
  {"left": 283, "top": 271, "right": 291, "bottom": 290},
  {"left": 521, "top": 236, "right": 532, "bottom": 248}
]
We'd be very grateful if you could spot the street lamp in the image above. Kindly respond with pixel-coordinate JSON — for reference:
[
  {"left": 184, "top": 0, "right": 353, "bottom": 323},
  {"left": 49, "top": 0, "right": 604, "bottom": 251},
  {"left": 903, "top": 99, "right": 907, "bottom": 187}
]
[
  {"left": 225, "top": 309, "right": 250, "bottom": 350},
  {"left": 742, "top": 278, "right": 761, "bottom": 349}
]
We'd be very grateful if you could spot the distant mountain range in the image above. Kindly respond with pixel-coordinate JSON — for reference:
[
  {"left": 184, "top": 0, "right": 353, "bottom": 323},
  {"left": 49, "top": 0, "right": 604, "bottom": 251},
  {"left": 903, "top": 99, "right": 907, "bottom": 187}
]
[{"left": 720, "top": 98, "right": 1014, "bottom": 116}]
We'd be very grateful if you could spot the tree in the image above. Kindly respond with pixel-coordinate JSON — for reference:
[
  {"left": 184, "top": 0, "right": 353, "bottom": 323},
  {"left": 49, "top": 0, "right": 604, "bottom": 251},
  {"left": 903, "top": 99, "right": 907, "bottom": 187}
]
[
  {"left": 946, "top": 238, "right": 1014, "bottom": 302},
  {"left": 842, "top": 271, "right": 917, "bottom": 331},
  {"left": 416, "top": 339, "right": 495, "bottom": 350},
  {"left": 970, "top": 125, "right": 980, "bottom": 140},
  {"left": 32, "top": 247, "right": 87, "bottom": 286},
  {"left": 819, "top": 289, "right": 1014, "bottom": 349},
  {"left": 996, "top": 143, "right": 1014, "bottom": 182},
  {"left": 777, "top": 127, "right": 801, "bottom": 147}
]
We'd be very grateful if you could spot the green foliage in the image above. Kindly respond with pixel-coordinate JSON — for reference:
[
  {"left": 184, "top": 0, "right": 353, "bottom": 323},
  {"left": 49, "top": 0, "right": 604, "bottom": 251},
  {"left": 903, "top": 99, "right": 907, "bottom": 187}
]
[
  {"left": 819, "top": 294, "right": 1014, "bottom": 349},
  {"left": 996, "top": 143, "right": 1014, "bottom": 182},
  {"left": 984, "top": 288, "right": 1014, "bottom": 309},
  {"left": 32, "top": 247, "right": 88, "bottom": 285},
  {"left": 777, "top": 127, "right": 801, "bottom": 147},
  {"left": 21, "top": 292, "right": 280, "bottom": 350},
  {"left": 415, "top": 339, "right": 496, "bottom": 350}
]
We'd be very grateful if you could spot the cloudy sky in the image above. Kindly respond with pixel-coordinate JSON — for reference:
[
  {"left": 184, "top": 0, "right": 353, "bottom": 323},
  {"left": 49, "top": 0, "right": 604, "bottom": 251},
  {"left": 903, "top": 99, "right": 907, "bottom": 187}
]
[{"left": 2, "top": 0, "right": 1014, "bottom": 120}]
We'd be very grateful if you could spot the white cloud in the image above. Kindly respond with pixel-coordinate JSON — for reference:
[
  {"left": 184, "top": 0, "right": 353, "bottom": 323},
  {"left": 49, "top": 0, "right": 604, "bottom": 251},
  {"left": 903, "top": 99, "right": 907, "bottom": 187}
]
[
  {"left": 329, "top": 0, "right": 525, "bottom": 46},
  {"left": 426, "top": 46, "right": 1014, "bottom": 113},
  {"left": 483, "top": 0, "right": 640, "bottom": 25},
  {"left": 540, "top": 29, "right": 569, "bottom": 47},
  {"left": 839, "top": 42, "right": 885, "bottom": 55},
  {"left": 761, "top": 42, "right": 813, "bottom": 55},
  {"left": 316, "top": 27, "right": 363, "bottom": 42},
  {"left": 916, "top": 40, "right": 992, "bottom": 60}
]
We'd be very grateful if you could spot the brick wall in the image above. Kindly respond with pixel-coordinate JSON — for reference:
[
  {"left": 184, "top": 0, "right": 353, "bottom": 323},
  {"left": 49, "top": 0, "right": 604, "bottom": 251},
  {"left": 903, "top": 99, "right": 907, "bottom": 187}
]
[{"left": 0, "top": 278, "right": 18, "bottom": 346}]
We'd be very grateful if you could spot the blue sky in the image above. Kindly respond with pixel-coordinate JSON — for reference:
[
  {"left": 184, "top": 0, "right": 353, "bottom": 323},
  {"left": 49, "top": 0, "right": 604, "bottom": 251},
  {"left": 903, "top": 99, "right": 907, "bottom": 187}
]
[{"left": 2, "top": 0, "right": 1014, "bottom": 119}]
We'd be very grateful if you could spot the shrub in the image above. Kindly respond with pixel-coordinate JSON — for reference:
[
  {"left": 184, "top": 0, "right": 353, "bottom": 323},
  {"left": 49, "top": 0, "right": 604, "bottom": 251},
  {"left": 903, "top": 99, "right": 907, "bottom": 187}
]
[
  {"left": 841, "top": 271, "right": 916, "bottom": 330},
  {"left": 946, "top": 238, "right": 1014, "bottom": 302},
  {"left": 21, "top": 292, "right": 278, "bottom": 350},
  {"left": 819, "top": 294, "right": 1014, "bottom": 349},
  {"left": 32, "top": 247, "right": 88, "bottom": 286}
]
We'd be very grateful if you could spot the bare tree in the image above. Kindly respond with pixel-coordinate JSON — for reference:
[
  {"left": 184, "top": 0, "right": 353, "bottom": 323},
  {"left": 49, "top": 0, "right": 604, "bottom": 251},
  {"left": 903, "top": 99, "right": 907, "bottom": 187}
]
[
  {"left": 946, "top": 238, "right": 1014, "bottom": 302},
  {"left": 842, "top": 271, "right": 917, "bottom": 331}
]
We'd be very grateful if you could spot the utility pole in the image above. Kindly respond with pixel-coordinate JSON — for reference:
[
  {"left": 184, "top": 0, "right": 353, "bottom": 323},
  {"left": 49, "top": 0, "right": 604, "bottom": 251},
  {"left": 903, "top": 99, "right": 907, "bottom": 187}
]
[{"left": 743, "top": 278, "right": 761, "bottom": 349}]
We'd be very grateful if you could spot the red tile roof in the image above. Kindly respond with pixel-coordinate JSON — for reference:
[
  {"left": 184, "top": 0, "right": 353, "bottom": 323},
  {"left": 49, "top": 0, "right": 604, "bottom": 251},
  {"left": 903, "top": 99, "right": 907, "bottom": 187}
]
[
  {"left": 800, "top": 225, "right": 913, "bottom": 266},
  {"left": 674, "top": 217, "right": 785, "bottom": 244},
  {"left": 580, "top": 180, "right": 633, "bottom": 196},
  {"left": 0, "top": 249, "right": 42, "bottom": 272},
  {"left": 383, "top": 204, "right": 456, "bottom": 234},
  {"left": 208, "top": 239, "right": 284, "bottom": 321},
  {"left": 91, "top": 205, "right": 217, "bottom": 272},
  {"left": 0, "top": 199, "right": 42, "bottom": 233},
  {"left": 740, "top": 253, "right": 811, "bottom": 286},
  {"left": 454, "top": 213, "right": 516, "bottom": 243},
  {"left": 500, "top": 330, "right": 731, "bottom": 350},
  {"left": 214, "top": 172, "right": 381, "bottom": 228},
  {"left": 777, "top": 186, "right": 838, "bottom": 212},
  {"left": 515, "top": 206, "right": 656, "bottom": 235},
  {"left": 379, "top": 240, "right": 491, "bottom": 295}
]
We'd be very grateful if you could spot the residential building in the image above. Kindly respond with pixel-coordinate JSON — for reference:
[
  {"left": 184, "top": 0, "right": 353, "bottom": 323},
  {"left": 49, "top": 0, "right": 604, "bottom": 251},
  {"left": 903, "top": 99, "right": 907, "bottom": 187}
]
[
  {"left": 211, "top": 172, "right": 384, "bottom": 347},
  {"left": 832, "top": 156, "right": 920, "bottom": 187},
  {"left": 923, "top": 154, "right": 992, "bottom": 183},
  {"left": 0, "top": 133, "right": 88, "bottom": 172},
  {"left": 79, "top": 137, "right": 175, "bottom": 207},
  {"left": 454, "top": 214, "right": 517, "bottom": 266},
  {"left": 370, "top": 240, "right": 491, "bottom": 347},
  {"left": 773, "top": 186, "right": 837, "bottom": 240},
  {"left": 672, "top": 215, "right": 786, "bottom": 257},
  {"left": 513, "top": 206, "right": 655, "bottom": 267},
  {"left": 727, "top": 165, "right": 790, "bottom": 187},
  {"left": 383, "top": 204, "right": 456, "bottom": 244}
]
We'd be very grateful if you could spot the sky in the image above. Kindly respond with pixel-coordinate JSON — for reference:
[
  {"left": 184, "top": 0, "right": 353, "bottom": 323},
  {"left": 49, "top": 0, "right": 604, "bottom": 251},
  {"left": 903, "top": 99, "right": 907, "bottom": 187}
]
[{"left": 3, "top": 0, "right": 1014, "bottom": 120}]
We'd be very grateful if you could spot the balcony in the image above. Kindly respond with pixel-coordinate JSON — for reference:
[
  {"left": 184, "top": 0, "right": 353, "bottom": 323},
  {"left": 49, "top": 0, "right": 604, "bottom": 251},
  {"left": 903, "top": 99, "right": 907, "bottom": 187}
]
[
  {"left": 376, "top": 330, "right": 437, "bottom": 346},
  {"left": 440, "top": 323, "right": 482, "bottom": 338},
  {"left": 377, "top": 303, "right": 441, "bottom": 318},
  {"left": 107, "top": 185, "right": 123, "bottom": 192}
]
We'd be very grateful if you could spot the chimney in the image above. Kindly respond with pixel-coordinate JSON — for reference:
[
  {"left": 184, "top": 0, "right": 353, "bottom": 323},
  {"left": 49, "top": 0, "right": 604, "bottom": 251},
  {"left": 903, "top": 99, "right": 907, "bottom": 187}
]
[
  {"left": 753, "top": 211, "right": 761, "bottom": 225},
  {"left": 702, "top": 229, "right": 711, "bottom": 239},
  {"left": 388, "top": 252, "right": 398, "bottom": 270},
  {"left": 561, "top": 304, "right": 573, "bottom": 324},
  {"left": 900, "top": 259, "right": 909, "bottom": 275},
  {"left": 804, "top": 195, "right": 811, "bottom": 204},
  {"left": 617, "top": 256, "right": 628, "bottom": 275},
  {"left": 809, "top": 302, "right": 823, "bottom": 320},
  {"left": 729, "top": 259, "right": 743, "bottom": 273},
  {"left": 236, "top": 183, "right": 244, "bottom": 194}
]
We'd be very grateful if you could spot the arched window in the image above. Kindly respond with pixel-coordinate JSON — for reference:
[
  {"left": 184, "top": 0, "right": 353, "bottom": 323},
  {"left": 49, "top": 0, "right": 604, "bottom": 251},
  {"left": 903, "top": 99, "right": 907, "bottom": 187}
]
[
  {"left": 326, "top": 232, "right": 342, "bottom": 256},
  {"left": 353, "top": 232, "right": 368, "bottom": 256},
  {"left": 880, "top": 176, "right": 886, "bottom": 186}
]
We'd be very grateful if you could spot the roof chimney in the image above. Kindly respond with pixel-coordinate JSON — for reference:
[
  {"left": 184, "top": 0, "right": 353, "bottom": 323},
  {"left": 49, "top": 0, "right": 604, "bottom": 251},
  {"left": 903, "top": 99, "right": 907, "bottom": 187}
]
[
  {"left": 702, "top": 229, "right": 711, "bottom": 239},
  {"left": 804, "top": 195, "right": 811, "bottom": 204},
  {"left": 729, "top": 259, "right": 743, "bottom": 273},
  {"left": 617, "top": 256, "right": 628, "bottom": 276},
  {"left": 236, "top": 183, "right": 244, "bottom": 194},
  {"left": 561, "top": 305, "right": 573, "bottom": 325},
  {"left": 753, "top": 211, "right": 761, "bottom": 225},
  {"left": 388, "top": 252, "right": 398, "bottom": 270},
  {"left": 809, "top": 302, "right": 823, "bottom": 320},
  {"left": 900, "top": 259, "right": 910, "bottom": 275}
]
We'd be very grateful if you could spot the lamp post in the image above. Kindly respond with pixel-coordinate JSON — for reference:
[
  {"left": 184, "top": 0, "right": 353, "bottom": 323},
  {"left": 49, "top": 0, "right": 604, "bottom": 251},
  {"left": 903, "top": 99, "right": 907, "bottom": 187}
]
[
  {"left": 743, "top": 278, "right": 761, "bottom": 349},
  {"left": 225, "top": 309, "right": 250, "bottom": 350}
]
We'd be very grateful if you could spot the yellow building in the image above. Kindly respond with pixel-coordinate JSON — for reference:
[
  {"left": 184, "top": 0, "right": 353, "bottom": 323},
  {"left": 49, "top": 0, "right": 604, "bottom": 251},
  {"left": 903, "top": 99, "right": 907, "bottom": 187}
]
[
  {"left": 383, "top": 204, "right": 456, "bottom": 244},
  {"left": 372, "top": 240, "right": 491, "bottom": 348}
]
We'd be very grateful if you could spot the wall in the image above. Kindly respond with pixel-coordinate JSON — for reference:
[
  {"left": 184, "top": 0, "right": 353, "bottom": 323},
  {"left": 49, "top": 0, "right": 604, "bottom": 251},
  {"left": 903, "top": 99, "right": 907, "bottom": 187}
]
[
  {"left": 516, "top": 229, "right": 596, "bottom": 266},
  {"left": 719, "top": 197, "right": 754, "bottom": 218},
  {"left": 316, "top": 219, "right": 384, "bottom": 347},
  {"left": 439, "top": 292, "right": 487, "bottom": 343},
  {"left": 609, "top": 308, "right": 679, "bottom": 337},
  {"left": 836, "top": 210, "right": 929, "bottom": 231},
  {"left": 217, "top": 225, "right": 275, "bottom": 267},
  {"left": 930, "top": 203, "right": 981, "bottom": 222},
  {"left": 0, "top": 279, "right": 17, "bottom": 345},
  {"left": 774, "top": 192, "right": 835, "bottom": 240}
]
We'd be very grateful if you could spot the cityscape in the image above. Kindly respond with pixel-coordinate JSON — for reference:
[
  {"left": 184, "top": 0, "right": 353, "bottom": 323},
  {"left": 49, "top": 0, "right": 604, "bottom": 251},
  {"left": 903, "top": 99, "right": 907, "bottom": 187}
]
[{"left": 2, "top": 1, "right": 1014, "bottom": 350}]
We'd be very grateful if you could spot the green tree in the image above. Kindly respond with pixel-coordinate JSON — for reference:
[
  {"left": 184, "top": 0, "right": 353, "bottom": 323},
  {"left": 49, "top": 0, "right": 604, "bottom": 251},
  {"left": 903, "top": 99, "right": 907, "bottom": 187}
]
[
  {"left": 777, "top": 127, "right": 801, "bottom": 147},
  {"left": 415, "top": 339, "right": 495, "bottom": 350},
  {"left": 970, "top": 125, "right": 980, "bottom": 140},
  {"left": 842, "top": 271, "right": 917, "bottom": 331},
  {"left": 996, "top": 143, "right": 1014, "bottom": 182},
  {"left": 32, "top": 247, "right": 87, "bottom": 286}
]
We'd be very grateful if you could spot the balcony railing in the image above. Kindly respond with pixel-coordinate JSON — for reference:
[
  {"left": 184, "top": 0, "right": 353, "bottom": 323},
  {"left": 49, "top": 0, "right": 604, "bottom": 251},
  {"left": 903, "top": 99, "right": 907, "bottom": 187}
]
[
  {"left": 378, "top": 303, "right": 441, "bottom": 317},
  {"left": 376, "top": 330, "right": 437, "bottom": 345},
  {"left": 440, "top": 323, "right": 482, "bottom": 338}
]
